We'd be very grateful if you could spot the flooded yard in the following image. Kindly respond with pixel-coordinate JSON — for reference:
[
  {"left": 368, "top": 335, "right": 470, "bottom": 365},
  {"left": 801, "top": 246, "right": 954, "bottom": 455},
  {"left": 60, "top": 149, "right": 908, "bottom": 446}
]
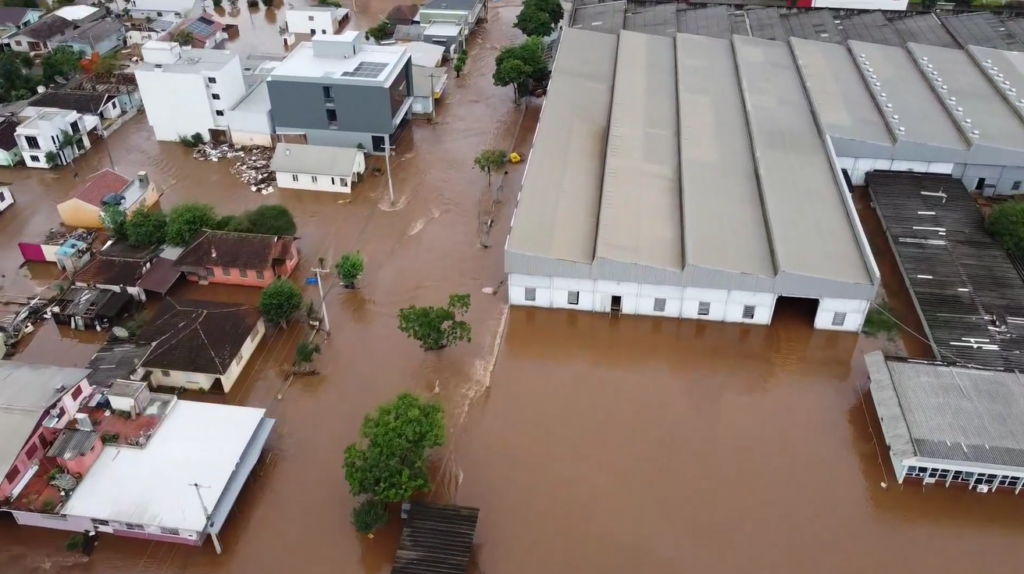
[{"left": 1, "top": 2, "right": 1023, "bottom": 573}]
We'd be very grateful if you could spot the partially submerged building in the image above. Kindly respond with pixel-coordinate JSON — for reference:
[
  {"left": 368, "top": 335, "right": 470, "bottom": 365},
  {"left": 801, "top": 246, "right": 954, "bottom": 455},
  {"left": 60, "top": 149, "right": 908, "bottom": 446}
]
[
  {"left": 175, "top": 230, "right": 299, "bottom": 286},
  {"left": 868, "top": 351, "right": 1024, "bottom": 493},
  {"left": 50, "top": 287, "right": 133, "bottom": 331},
  {"left": 506, "top": 29, "right": 879, "bottom": 331}
]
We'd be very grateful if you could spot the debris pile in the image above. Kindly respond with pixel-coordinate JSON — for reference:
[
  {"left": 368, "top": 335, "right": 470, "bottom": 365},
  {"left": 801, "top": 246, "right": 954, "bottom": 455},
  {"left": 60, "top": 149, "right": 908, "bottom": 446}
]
[{"left": 193, "top": 143, "right": 276, "bottom": 194}]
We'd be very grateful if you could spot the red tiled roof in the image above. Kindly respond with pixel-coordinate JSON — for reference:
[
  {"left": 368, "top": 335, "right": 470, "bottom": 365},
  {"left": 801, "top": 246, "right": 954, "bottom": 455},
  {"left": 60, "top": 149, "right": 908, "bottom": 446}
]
[{"left": 71, "top": 169, "right": 131, "bottom": 208}]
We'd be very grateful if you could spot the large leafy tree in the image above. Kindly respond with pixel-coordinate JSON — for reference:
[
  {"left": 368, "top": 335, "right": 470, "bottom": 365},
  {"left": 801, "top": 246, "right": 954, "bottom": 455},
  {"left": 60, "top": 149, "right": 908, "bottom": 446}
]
[
  {"left": 166, "top": 203, "right": 218, "bottom": 246},
  {"left": 987, "top": 201, "right": 1024, "bottom": 255},
  {"left": 258, "top": 278, "right": 303, "bottom": 326},
  {"left": 335, "top": 251, "right": 364, "bottom": 289},
  {"left": 397, "top": 293, "right": 472, "bottom": 351},
  {"left": 101, "top": 204, "right": 128, "bottom": 239},
  {"left": 245, "top": 205, "right": 297, "bottom": 236},
  {"left": 0, "top": 51, "right": 37, "bottom": 103},
  {"left": 41, "top": 45, "right": 83, "bottom": 83},
  {"left": 473, "top": 148, "right": 508, "bottom": 186},
  {"left": 493, "top": 38, "right": 547, "bottom": 105},
  {"left": 343, "top": 393, "right": 446, "bottom": 502},
  {"left": 530, "top": 0, "right": 564, "bottom": 28},
  {"left": 125, "top": 208, "right": 167, "bottom": 247},
  {"left": 514, "top": 6, "right": 554, "bottom": 39}
]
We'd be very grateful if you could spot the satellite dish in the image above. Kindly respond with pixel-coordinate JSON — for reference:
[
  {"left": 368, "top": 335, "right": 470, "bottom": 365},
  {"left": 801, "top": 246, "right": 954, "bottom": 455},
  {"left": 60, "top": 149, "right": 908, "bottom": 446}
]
[
  {"left": 112, "top": 326, "right": 129, "bottom": 339},
  {"left": 51, "top": 474, "right": 78, "bottom": 491}
]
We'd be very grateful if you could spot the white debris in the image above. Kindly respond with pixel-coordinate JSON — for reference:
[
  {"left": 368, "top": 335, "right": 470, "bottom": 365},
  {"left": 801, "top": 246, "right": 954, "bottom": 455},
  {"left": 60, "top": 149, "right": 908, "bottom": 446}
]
[{"left": 193, "top": 142, "right": 276, "bottom": 193}]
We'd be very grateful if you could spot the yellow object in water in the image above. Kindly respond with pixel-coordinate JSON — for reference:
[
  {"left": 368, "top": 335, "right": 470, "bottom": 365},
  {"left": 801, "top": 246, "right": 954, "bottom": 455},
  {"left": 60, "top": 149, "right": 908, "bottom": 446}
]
[{"left": 510, "top": 152, "right": 522, "bottom": 164}]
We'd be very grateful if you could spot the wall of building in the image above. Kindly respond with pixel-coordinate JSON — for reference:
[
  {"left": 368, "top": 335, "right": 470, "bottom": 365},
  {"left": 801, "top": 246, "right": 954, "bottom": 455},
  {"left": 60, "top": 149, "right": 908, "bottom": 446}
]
[
  {"left": 285, "top": 10, "right": 338, "bottom": 35},
  {"left": 185, "top": 264, "right": 275, "bottom": 287},
  {"left": 127, "top": 0, "right": 203, "bottom": 20},
  {"left": 63, "top": 437, "right": 104, "bottom": 476},
  {"left": 18, "top": 113, "right": 91, "bottom": 169},
  {"left": 63, "top": 31, "right": 126, "bottom": 57},
  {"left": 148, "top": 368, "right": 218, "bottom": 391},
  {"left": 275, "top": 164, "right": 361, "bottom": 193},
  {"left": 136, "top": 54, "right": 245, "bottom": 141},
  {"left": 76, "top": 282, "right": 147, "bottom": 302},
  {"left": 418, "top": 9, "right": 469, "bottom": 25},
  {"left": 810, "top": 0, "right": 908, "bottom": 10},
  {"left": 813, "top": 297, "right": 869, "bottom": 332},
  {"left": 226, "top": 109, "right": 272, "bottom": 144},
  {"left": 219, "top": 318, "right": 266, "bottom": 392},
  {"left": 11, "top": 510, "right": 94, "bottom": 532},
  {"left": 231, "top": 129, "right": 273, "bottom": 147},
  {"left": 0, "top": 146, "right": 22, "bottom": 166},
  {"left": 57, "top": 199, "right": 103, "bottom": 229}
]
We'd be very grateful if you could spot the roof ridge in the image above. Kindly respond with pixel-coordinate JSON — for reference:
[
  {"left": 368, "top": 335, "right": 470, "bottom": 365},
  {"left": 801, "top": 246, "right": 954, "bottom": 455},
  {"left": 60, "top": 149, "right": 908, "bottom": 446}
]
[{"left": 193, "top": 309, "right": 227, "bottom": 372}]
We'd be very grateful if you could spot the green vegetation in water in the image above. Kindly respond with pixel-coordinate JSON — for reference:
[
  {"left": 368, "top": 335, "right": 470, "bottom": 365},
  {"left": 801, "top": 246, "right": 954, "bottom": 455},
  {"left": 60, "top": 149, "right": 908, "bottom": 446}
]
[{"left": 862, "top": 302, "right": 899, "bottom": 340}]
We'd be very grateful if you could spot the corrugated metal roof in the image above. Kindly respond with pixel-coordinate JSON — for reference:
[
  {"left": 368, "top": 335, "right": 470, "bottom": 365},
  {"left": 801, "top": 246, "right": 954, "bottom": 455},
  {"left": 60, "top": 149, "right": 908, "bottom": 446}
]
[
  {"left": 47, "top": 428, "right": 98, "bottom": 461},
  {"left": 870, "top": 352, "right": 1024, "bottom": 468},
  {"left": 732, "top": 35, "right": 870, "bottom": 286},
  {"left": 790, "top": 37, "right": 891, "bottom": 147},
  {"left": 506, "top": 28, "right": 618, "bottom": 263},
  {"left": 271, "top": 143, "right": 362, "bottom": 177},
  {"left": 392, "top": 502, "right": 480, "bottom": 574},
  {"left": 676, "top": 34, "right": 773, "bottom": 280},
  {"left": 594, "top": 31, "right": 681, "bottom": 275}
]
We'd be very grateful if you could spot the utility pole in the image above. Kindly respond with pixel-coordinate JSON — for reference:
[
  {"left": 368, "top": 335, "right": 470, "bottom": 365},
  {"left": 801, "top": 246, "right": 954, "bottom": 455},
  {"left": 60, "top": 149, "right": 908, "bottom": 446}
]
[
  {"left": 188, "top": 482, "right": 222, "bottom": 555},
  {"left": 311, "top": 257, "right": 331, "bottom": 336},
  {"left": 383, "top": 143, "right": 395, "bottom": 205}
]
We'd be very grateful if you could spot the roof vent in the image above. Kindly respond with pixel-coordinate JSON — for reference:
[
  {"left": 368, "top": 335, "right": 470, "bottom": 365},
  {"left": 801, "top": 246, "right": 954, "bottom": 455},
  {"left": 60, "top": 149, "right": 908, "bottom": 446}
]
[
  {"left": 879, "top": 92, "right": 887, "bottom": 98},
  {"left": 993, "top": 67, "right": 1000, "bottom": 71},
  {"left": 898, "top": 126, "right": 906, "bottom": 132},
  {"left": 873, "top": 81, "right": 881, "bottom": 87},
  {"left": 1018, "top": 99, "right": 1024, "bottom": 105},
  {"left": 956, "top": 106, "right": 963, "bottom": 112},
  {"left": 973, "top": 130, "right": 980, "bottom": 135},
  {"left": 859, "top": 53, "right": 866, "bottom": 59},
  {"left": 921, "top": 56, "right": 928, "bottom": 61},
  {"left": 965, "top": 118, "right": 972, "bottom": 123},
  {"left": 986, "top": 59, "right": 993, "bottom": 64},
  {"left": 949, "top": 96, "right": 956, "bottom": 102},
  {"left": 892, "top": 114, "right": 899, "bottom": 120},
  {"left": 926, "top": 63, "right": 933, "bottom": 69},
  {"left": 885, "top": 103, "right": 893, "bottom": 109}
]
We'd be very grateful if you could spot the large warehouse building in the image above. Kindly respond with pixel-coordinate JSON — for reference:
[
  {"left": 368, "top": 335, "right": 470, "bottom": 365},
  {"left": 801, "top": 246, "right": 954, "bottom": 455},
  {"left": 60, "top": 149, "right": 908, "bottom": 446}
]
[{"left": 505, "top": 29, "right": 880, "bottom": 331}]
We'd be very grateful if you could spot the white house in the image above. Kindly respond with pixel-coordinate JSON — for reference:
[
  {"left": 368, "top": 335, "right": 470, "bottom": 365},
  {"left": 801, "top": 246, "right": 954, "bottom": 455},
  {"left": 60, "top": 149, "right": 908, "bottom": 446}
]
[
  {"left": 404, "top": 41, "right": 448, "bottom": 116},
  {"left": 124, "top": 17, "right": 178, "bottom": 47},
  {"left": 136, "top": 299, "right": 266, "bottom": 393},
  {"left": 284, "top": 7, "right": 349, "bottom": 36},
  {"left": 16, "top": 109, "right": 92, "bottom": 169},
  {"left": 225, "top": 81, "right": 272, "bottom": 146},
  {"left": 134, "top": 41, "right": 246, "bottom": 142},
  {"left": 0, "top": 7, "right": 43, "bottom": 46},
  {"left": 126, "top": 0, "right": 203, "bottom": 21},
  {"left": 270, "top": 143, "right": 365, "bottom": 193},
  {"left": 0, "top": 182, "right": 16, "bottom": 214},
  {"left": 7, "top": 14, "right": 75, "bottom": 54},
  {"left": 0, "top": 117, "right": 23, "bottom": 167}
]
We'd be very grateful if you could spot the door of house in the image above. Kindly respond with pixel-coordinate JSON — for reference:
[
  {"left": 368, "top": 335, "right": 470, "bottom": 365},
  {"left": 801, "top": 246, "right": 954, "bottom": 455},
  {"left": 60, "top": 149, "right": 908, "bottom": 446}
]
[
  {"left": 372, "top": 135, "right": 386, "bottom": 153},
  {"left": 610, "top": 295, "right": 622, "bottom": 315}
]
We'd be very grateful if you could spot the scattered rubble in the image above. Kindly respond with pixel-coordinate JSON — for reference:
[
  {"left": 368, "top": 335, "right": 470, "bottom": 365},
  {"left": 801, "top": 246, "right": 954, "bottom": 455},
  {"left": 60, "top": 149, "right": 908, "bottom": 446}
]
[{"left": 193, "top": 143, "right": 276, "bottom": 194}]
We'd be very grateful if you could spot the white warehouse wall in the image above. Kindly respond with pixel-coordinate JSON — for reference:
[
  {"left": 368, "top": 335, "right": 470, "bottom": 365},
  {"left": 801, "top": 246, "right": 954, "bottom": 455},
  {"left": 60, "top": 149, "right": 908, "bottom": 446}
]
[
  {"left": 136, "top": 70, "right": 215, "bottom": 141},
  {"left": 814, "top": 297, "right": 869, "bottom": 332},
  {"left": 837, "top": 157, "right": 955, "bottom": 186}
]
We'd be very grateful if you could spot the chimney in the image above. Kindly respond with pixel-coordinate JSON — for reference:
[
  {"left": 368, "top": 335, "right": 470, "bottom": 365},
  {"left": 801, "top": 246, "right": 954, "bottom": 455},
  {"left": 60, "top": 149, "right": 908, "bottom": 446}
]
[
  {"left": 74, "top": 413, "right": 93, "bottom": 431},
  {"left": 211, "top": 247, "right": 217, "bottom": 258},
  {"left": 137, "top": 171, "right": 150, "bottom": 190}
]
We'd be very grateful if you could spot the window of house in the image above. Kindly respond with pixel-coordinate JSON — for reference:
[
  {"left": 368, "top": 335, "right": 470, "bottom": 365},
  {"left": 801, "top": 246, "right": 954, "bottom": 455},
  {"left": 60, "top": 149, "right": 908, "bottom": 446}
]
[
  {"left": 0, "top": 191, "right": 6, "bottom": 203},
  {"left": 70, "top": 121, "right": 80, "bottom": 135},
  {"left": 326, "top": 108, "right": 338, "bottom": 128},
  {"left": 204, "top": 267, "right": 214, "bottom": 276},
  {"left": 207, "top": 76, "right": 217, "bottom": 84},
  {"left": 111, "top": 100, "right": 117, "bottom": 110},
  {"left": 311, "top": 176, "right": 318, "bottom": 183},
  {"left": 51, "top": 134, "right": 58, "bottom": 147},
  {"left": 331, "top": 177, "right": 336, "bottom": 186},
  {"left": 653, "top": 298, "right": 666, "bottom": 312},
  {"left": 3, "top": 465, "right": 19, "bottom": 486},
  {"left": 524, "top": 287, "right": 536, "bottom": 302},
  {"left": 92, "top": 519, "right": 110, "bottom": 527},
  {"left": 292, "top": 174, "right": 299, "bottom": 182},
  {"left": 256, "top": 270, "right": 265, "bottom": 280},
  {"left": 567, "top": 291, "right": 579, "bottom": 305},
  {"left": 321, "top": 29, "right": 327, "bottom": 34},
  {"left": 160, "top": 527, "right": 180, "bottom": 536},
  {"left": 322, "top": 86, "right": 332, "bottom": 98},
  {"left": 308, "top": 15, "right": 314, "bottom": 20},
  {"left": 697, "top": 302, "right": 710, "bottom": 316},
  {"left": 156, "top": 11, "right": 163, "bottom": 16},
  {"left": 24, "top": 135, "right": 39, "bottom": 150},
  {"left": 215, "top": 110, "right": 224, "bottom": 116},
  {"left": 28, "top": 155, "right": 37, "bottom": 162},
  {"left": 742, "top": 305, "right": 755, "bottom": 320},
  {"left": 160, "top": 370, "right": 170, "bottom": 377},
  {"left": 222, "top": 267, "right": 231, "bottom": 277},
  {"left": 24, "top": 442, "right": 38, "bottom": 460},
  {"left": 211, "top": 93, "right": 220, "bottom": 100},
  {"left": 832, "top": 312, "right": 847, "bottom": 327},
  {"left": 124, "top": 523, "right": 144, "bottom": 531},
  {"left": 250, "top": 327, "right": 258, "bottom": 341},
  {"left": 339, "top": 177, "right": 348, "bottom": 186},
  {"left": 14, "top": 40, "right": 21, "bottom": 46},
  {"left": 239, "top": 269, "right": 249, "bottom": 279},
  {"left": 75, "top": 139, "right": 85, "bottom": 152},
  {"left": 70, "top": 385, "right": 82, "bottom": 400}
]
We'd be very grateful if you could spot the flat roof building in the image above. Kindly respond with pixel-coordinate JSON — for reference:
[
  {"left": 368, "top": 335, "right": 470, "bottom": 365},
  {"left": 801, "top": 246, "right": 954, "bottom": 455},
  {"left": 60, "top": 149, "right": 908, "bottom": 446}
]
[{"left": 868, "top": 351, "right": 1024, "bottom": 493}]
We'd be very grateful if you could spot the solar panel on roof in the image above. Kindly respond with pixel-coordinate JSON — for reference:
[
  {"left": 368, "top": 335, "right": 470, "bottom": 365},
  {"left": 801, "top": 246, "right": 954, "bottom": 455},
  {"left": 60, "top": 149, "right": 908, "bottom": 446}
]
[{"left": 341, "top": 61, "right": 389, "bottom": 78}]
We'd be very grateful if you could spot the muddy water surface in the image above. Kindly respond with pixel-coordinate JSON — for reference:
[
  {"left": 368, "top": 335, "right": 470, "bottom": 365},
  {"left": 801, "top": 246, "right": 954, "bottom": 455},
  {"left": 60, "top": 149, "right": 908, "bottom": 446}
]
[{"left": 1, "top": 3, "right": 1022, "bottom": 574}]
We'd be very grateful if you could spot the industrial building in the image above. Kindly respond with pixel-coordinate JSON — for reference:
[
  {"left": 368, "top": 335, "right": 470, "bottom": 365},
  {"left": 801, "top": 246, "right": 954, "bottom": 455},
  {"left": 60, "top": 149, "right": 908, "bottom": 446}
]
[
  {"left": 868, "top": 351, "right": 1024, "bottom": 493},
  {"left": 505, "top": 29, "right": 879, "bottom": 331}
]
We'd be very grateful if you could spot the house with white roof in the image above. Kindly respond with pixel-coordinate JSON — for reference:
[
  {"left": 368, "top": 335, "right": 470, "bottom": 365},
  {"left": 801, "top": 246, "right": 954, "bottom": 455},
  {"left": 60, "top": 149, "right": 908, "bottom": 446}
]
[
  {"left": 16, "top": 108, "right": 92, "bottom": 169},
  {"left": 403, "top": 41, "right": 448, "bottom": 116},
  {"left": 284, "top": 6, "right": 350, "bottom": 36},
  {"left": 126, "top": 0, "right": 203, "bottom": 21},
  {"left": 267, "top": 31, "right": 413, "bottom": 152},
  {"left": 134, "top": 41, "right": 246, "bottom": 142}
]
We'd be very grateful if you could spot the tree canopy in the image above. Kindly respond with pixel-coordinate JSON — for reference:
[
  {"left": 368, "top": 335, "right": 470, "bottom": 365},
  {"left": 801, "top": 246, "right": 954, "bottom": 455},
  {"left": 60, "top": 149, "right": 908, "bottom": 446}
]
[
  {"left": 987, "top": 201, "right": 1024, "bottom": 255},
  {"left": 397, "top": 293, "right": 472, "bottom": 351},
  {"left": 0, "top": 51, "right": 37, "bottom": 103},
  {"left": 258, "top": 278, "right": 303, "bottom": 326},
  {"left": 365, "top": 19, "right": 390, "bottom": 43},
  {"left": 514, "top": 6, "right": 554, "bottom": 39},
  {"left": 101, "top": 204, "right": 128, "bottom": 239},
  {"left": 473, "top": 148, "right": 508, "bottom": 185},
  {"left": 245, "top": 205, "right": 297, "bottom": 236},
  {"left": 336, "top": 251, "right": 365, "bottom": 289},
  {"left": 125, "top": 208, "right": 167, "bottom": 248},
  {"left": 351, "top": 498, "right": 389, "bottom": 536},
  {"left": 343, "top": 393, "right": 446, "bottom": 502},
  {"left": 166, "top": 203, "right": 218, "bottom": 246},
  {"left": 493, "top": 38, "right": 547, "bottom": 104},
  {"left": 41, "top": 46, "right": 82, "bottom": 84}
]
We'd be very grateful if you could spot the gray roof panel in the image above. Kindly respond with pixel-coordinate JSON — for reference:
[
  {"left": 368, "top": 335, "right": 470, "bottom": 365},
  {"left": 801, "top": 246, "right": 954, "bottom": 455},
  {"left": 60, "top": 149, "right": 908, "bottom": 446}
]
[
  {"left": 940, "top": 12, "right": 1024, "bottom": 52},
  {"left": 790, "top": 37, "right": 891, "bottom": 147},
  {"left": 781, "top": 10, "right": 842, "bottom": 45},
  {"left": 506, "top": 28, "right": 618, "bottom": 263},
  {"left": 838, "top": 12, "right": 903, "bottom": 47},
  {"left": 888, "top": 13, "right": 957, "bottom": 49},
  {"left": 847, "top": 40, "right": 967, "bottom": 150},
  {"left": 594, "top": 31, "right": 681, "bottom": 273},
  {"left": 569, "top": 1, "right": 625, "bottom": 35},
  {"left": 732, "top": 35, "right": 870, "bottom": 286},
  {"left": 676, "top": 34, "right": 773, "bottom": 279}
]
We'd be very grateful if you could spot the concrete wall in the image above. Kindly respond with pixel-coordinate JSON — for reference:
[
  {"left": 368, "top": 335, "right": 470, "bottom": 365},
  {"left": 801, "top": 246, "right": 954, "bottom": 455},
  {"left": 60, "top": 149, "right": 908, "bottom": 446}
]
[
  {"left": 285, "top": 10, "right": 339, "bottom": 35},
  {"left": 136, "top": 54, "right": 245, "bottom": 141},
  {"left": 127, "top": 0, "right": 203, "bottom": 20},
  {"left": 837, "top": 155, "right": 1024, "bottom": 196},
  {"left": 276, "top": 170, "right": 354, "bottom": 193},
  {"left": 814, "top": 297, "right": 869, "bottom": 332},
  {"left": 226, "top": 109, "right": 273, "bottom": 144},
  {"left": 11, "top": 510, "right": 94, "bottom": 532},
  {"left": 267, "top": 77, "right": 397, "bottom": 136}
]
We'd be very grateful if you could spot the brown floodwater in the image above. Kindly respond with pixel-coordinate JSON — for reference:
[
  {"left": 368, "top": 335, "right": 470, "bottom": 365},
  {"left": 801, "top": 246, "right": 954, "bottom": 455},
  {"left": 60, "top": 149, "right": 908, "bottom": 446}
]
[{"left": 2, "top": 3, "right": 1023, "bottom": 573}]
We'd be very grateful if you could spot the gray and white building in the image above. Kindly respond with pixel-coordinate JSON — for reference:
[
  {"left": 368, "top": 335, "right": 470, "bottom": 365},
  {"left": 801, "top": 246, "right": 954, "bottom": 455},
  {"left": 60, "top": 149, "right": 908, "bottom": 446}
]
[
  {"left": 267, "top": 31, "right": 413, "bottom": 152},
  {"left": 505, "top": 29, "right": 880, "bottom": 331},
  {"left": 868, "top": 351, "right": 1024, "bottom": 494}
]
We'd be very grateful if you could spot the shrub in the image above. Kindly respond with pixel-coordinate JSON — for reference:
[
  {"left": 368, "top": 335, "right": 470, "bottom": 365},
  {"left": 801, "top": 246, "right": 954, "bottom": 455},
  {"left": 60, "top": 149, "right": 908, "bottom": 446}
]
[
  {"left": 258, "top": 279, "right": 303, "bottom": 326},
  {"left": 351, "top": 498, "right": 389, "bottom": 535},
  {"left": 986, "top": 201, "right": 1024, "bottom": 255}
]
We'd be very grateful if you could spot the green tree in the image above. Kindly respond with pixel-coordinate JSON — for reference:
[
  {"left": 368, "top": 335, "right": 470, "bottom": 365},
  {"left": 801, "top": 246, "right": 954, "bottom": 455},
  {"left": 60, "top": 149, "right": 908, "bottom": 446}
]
[
  {"left": 101, "top": 204, "right": 128, "bottom": 239},
  {"left": 44, "top": 150, "right": 59, "bottom": 168},
  {"left": 246, "top": 204, "right": 297, "bottom": 236},
  {"left": 397, "top": 293, "right": 472, "bottom": 351},
  {"left": 365, "top": 19, "right": 390, "bottom": 43},
  {"left": 335, "top": 251, "right": 364, "bottom": 289},
  {"left": 41, "top": 45, "right": 83, "bottom": 83},
  {"left": 2, "top": 0, "right": 42, "bottom": 7},
  {"left": 223, "top": 214, "right": 256, "bottom": 233},
  {"left": 493, "top": 59, "right": 530, "bottom": 105},
  {"left": 0, "top": 51, "right": 37, "bottom": 103},
  {"left": 258, "top": 278, "right": 303, "bottom": 326},
  {"left": 174, "top": 30, "right": 194, "bottom": 47},
  {"left": 125, "top": 208, "right": 168, "bottom": 247},
  {"left": 473, "top": 148, "right": 508, "bottom": 186},
  {"left": 166, "top": 203, "right": 218, "bottom": 246},
  {"left": 92, "top": 53, "right": 119, "bottom": 75},
  {"left": 987, "top": 201, "right": 1024, "bottom": 254},
  {"left": 493, "top": 38, "right": 546, "bottom": 105},
  {"left": 351, "top": 498, "right": 389, "bottom": 536},
  {"left": 212, "top": 0, "right": 223, "bottom": 7},
  {"left": 514, "top": 6, "right": 554, "bottom": 38},
  {"left": 343, "top": 393, "right": 446, "bottom": 502},
  {"left": 454, "top": 51, "right": 467, "bottom": 78},
  {"left": 527, "top": 0, "right": 564, "bottom": 28},
  {"left": 58, "top": 130, "right": 83, "bottom": 169},
  {"left": 294, "top": 340, "right": 321, "bottom": 372}
]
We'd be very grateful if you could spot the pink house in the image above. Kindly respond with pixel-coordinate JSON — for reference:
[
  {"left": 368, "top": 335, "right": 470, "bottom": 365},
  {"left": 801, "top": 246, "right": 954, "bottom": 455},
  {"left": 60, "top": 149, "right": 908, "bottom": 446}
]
[
  {"left": 175, "top": 230, "right": 299, "bottom": 288},
  {"left": 0, "top": 363, "right": 93, "bottom": 501}
]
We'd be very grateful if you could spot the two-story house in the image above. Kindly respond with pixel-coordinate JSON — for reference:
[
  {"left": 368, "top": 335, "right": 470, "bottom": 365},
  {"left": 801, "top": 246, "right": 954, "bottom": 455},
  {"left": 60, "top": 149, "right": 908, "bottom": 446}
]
[
  {"left": 175, "top": 230, "right": 299, "bottom": 287},
  {"left": 15, "top": 109, "right": 91, "bottom": 169},
  {"left": 284, "top": 7, "right": 350, "bottom": 36},
  {"left": 126, "top": 0, "right": 204, "bottom": 21},
  {"left": 267, "top": 31, "right": 413, "bottom": 152},
  {"left": 417, "top": 0, "right": 485, "bottom": 30},
  {"left": 7, "top": 14, "right": 75, "bottom": 55},
  {"left": 134, "top": 41, "right": 247, "bottom": 142},
  {"left": 0, "top": 7, "right": 44, "bottom": 46}
]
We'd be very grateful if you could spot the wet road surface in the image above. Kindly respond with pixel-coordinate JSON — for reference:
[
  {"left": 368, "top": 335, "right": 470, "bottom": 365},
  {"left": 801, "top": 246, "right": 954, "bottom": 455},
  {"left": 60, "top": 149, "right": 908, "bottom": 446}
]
[{"left": 3, "top": 3, "right": 1024, "bottom": 573}]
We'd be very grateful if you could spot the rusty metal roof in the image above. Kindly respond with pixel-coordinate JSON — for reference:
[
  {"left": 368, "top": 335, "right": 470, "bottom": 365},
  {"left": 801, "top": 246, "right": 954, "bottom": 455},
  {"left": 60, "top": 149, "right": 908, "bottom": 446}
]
[{"left": 392, "top": 503, "right": 480, "bottom": 574}]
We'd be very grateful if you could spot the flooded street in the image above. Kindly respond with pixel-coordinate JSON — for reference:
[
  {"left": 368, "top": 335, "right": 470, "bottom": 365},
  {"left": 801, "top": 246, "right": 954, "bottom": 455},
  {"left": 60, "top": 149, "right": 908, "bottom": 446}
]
[{"left": 1, "top": 3, "right": 1023, "bottom": 573}]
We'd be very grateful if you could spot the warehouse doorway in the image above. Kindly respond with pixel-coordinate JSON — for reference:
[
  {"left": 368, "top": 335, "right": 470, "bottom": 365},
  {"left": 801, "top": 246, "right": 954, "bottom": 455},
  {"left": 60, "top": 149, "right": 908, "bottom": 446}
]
[
  {"left": 610, "top": 295, "right": 622, "bottom": 315},
  {"left": 772, "top": 296, "right": 819, "bottom": 327}
]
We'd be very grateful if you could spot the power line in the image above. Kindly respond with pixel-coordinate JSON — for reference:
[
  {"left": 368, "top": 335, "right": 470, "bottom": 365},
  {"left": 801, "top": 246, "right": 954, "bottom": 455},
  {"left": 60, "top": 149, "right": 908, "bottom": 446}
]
[{"left": 868, "top": 301, "right": 983, "bottom": 369}]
